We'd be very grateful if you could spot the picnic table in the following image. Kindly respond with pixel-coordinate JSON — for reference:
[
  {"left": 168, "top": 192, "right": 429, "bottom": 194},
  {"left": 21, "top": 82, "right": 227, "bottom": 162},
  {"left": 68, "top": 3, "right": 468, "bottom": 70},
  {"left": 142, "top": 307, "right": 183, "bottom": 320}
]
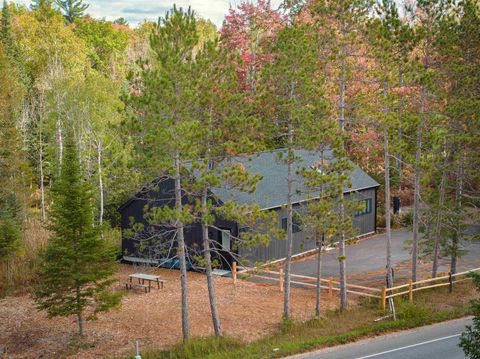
[{"left": 125, "top": 273, "right": 165, "bottom": 293}]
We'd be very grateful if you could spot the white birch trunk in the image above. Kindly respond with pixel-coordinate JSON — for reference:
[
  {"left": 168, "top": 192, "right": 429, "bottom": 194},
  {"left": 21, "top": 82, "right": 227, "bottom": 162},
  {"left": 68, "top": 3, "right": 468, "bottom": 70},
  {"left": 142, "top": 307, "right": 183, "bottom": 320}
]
[{"left": 97, "top": 140, "right": 104, "bottom": 226}]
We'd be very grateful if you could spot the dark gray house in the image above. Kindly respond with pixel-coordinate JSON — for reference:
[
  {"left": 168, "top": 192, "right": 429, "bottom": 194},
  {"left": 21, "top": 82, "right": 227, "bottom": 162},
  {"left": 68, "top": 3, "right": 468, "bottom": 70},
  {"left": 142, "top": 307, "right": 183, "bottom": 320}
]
[{"left": 120, "top": 149, "right": 379, "bottom": 268}]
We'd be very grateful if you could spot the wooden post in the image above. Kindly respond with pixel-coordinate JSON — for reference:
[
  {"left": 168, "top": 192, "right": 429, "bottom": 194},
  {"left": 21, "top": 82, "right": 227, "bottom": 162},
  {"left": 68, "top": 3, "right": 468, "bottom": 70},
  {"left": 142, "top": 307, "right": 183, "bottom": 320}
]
[
  {"left": 279, "top": 268, "right": 284, "bottom": 292},
  {"left": 381, "top": 286, "right": 387, "bottom": 310},
  {"left": 449, "top": 272, "right": 453, "bottom": 293},
  {"left": 409, "top": 279, "right": 413, "bottom": 302},
  {"left": 232, "top": 262, "right": 237, "bottom": 285},
  {"left": 328, "top": 279, "right": 333, "bottom": 300}
]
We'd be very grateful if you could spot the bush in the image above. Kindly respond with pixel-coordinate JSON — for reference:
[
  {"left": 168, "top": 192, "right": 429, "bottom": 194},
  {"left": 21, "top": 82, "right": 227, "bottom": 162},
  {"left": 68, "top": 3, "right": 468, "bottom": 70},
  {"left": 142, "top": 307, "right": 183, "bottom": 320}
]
[{"left": 459, "top": 273, "right": 480, "bottom": 359}]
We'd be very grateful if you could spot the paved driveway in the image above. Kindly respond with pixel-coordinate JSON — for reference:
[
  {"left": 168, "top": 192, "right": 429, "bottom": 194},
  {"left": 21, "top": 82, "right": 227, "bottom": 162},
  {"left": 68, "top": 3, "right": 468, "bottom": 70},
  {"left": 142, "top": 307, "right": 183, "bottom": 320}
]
[{"left": 290, "top": 229, "right": 480, "bottom": 286}]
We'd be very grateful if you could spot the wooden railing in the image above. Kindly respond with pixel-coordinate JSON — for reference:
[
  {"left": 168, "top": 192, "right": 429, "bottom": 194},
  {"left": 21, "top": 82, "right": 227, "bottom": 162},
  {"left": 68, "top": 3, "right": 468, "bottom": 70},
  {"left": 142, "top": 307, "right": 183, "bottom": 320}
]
[
  {"left": 233, "top": 262, "right": 382, "bottom": 300},
  {"left": 379, "top": 267, "right": 480, "bottom": 309},
  {"left": 232, "top": 262, "right": 480, "bottom": 308}
]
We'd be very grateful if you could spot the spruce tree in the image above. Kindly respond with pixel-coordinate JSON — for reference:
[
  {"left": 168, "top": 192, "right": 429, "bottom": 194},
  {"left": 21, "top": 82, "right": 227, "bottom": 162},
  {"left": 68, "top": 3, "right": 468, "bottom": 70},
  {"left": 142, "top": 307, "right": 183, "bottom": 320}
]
[
  {"left": 34, "top": 130, "right": 121, "bottom": 337},
  {"left": 54, "top": 0, "right": 89, "bottom": 23}
]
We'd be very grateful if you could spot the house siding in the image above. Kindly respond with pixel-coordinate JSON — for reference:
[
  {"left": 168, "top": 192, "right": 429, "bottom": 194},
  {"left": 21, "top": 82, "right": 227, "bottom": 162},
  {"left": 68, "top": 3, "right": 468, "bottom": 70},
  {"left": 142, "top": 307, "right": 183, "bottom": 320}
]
[{"left": 238, "top": 188, "right": 377, "bottom": 264}]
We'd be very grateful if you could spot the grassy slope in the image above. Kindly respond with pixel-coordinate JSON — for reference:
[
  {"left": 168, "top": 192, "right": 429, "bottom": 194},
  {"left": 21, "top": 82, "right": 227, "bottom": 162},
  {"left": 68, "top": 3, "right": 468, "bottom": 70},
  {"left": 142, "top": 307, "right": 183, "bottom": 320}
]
[{"left": 129, "top": 281, "right": 476, "bottom": 359}]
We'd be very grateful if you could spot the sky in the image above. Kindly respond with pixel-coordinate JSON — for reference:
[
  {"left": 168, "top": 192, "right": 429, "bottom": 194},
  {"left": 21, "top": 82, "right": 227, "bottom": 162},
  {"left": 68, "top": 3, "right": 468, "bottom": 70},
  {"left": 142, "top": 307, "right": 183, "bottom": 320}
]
[{"left": 16, "top": 0, "right": 282, "bottom": 28}]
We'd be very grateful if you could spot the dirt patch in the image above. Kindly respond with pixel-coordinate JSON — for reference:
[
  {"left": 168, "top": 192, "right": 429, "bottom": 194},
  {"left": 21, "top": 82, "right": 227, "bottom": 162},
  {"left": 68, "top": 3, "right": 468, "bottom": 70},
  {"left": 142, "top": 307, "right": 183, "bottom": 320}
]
[{"left": 0, "top": 265, "right": 337, "bottom": 359}]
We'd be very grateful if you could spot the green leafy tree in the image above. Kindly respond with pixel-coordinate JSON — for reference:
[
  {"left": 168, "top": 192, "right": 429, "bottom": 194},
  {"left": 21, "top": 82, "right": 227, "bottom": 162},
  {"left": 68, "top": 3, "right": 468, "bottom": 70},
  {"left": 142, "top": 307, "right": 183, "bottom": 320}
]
[
  {"left": 54, "top": 0, "right": 88, "bottom": 23},
  {"left": 34, "top": 131, "right": 121, "bottom": 336},
  {"left": 459, "top": 273, "right": 480, "bottom": 359},
  {"left": 74, "top": 17, "right": 130, "bottom": 76},
  {"left": 0, "top": 0, "right": 29, "bottom": 87},
  {"left": 260, "top": 20, "right": 339, "bottom": 319}
]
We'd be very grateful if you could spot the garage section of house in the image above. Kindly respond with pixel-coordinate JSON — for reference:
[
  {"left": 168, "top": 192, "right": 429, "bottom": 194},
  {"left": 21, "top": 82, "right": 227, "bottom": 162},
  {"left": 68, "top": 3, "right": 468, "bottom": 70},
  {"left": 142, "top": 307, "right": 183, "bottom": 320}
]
[{"left": 120, "top": 148, "right": 380, "bottom": 269}]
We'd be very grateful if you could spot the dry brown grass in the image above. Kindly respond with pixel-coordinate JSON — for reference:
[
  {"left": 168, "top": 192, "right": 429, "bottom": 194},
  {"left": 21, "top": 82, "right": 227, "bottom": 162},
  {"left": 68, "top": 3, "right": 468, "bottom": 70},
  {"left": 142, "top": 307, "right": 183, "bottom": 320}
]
[{"left": 0, "top": 218, "right": 49, "bottom": 296}]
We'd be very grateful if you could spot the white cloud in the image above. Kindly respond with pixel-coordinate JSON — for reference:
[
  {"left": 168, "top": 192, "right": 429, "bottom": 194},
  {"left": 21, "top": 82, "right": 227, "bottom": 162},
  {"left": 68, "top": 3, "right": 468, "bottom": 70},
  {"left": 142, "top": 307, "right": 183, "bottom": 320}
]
[{"left": 14, "top": 0, "right": 282, "bottom": 28}]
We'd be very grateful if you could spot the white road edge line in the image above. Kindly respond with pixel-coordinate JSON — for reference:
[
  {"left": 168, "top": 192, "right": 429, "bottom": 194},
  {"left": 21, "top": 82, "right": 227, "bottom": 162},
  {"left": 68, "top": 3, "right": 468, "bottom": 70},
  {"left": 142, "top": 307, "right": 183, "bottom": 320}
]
[{"left": 352, "top": 333, "right": 461, "bottom": 359}]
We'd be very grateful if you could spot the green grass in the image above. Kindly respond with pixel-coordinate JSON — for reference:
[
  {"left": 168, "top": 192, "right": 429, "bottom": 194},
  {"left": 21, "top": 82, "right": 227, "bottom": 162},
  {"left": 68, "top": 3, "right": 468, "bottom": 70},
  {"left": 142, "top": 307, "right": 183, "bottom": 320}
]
[{"left": 126, "top": 282, "right": 474, "bottom": 359}]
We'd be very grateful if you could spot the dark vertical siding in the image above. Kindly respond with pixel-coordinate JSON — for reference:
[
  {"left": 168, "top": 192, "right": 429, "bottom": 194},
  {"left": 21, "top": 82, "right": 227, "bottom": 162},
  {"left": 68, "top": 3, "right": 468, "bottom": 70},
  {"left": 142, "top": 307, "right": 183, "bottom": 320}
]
[{"left": 239, "top": 187, "right": 378, "bottom": 264}]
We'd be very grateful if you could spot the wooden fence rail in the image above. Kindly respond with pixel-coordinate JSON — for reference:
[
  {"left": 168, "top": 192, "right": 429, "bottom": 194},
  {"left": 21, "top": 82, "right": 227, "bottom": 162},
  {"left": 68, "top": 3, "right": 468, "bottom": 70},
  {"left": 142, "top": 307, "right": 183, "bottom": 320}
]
[
  {"left": 234, "top": 263, "right": 381, "bottom": 299},
  {"left": 379, "top": 267, "right": 480, "bottom": 310},
  {"left": 233, "top": 262, "right": 480, "bottom": 309}
]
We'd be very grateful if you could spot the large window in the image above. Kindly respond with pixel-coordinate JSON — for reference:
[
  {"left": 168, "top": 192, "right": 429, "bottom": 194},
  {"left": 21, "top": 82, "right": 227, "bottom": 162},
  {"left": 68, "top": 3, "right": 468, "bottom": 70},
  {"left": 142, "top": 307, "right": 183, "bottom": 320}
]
[
  {"left": 220, "top": 230, "right": 231, "bottom": 251},
  {"left": 355, "top": 198, "right": 373, "bottom": 217},
  {"left": 281, "top": 215, "right": 302, "bottom": 233}
]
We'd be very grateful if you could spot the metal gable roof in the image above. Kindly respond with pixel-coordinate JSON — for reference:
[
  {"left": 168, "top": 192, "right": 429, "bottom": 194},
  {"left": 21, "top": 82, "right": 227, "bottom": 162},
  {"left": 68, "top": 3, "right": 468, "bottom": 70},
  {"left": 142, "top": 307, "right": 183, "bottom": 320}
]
[{"left": 209, "top": 148, "right": 380, "bottom": 210}]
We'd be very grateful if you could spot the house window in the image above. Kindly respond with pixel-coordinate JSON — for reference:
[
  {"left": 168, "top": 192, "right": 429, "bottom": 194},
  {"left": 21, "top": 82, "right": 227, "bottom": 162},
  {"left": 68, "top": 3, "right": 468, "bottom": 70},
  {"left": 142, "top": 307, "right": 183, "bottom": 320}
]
[
  {"left": 221, "top": 230, "right": 231, "bottom": 251},
  {"left": 281, "top": 215, "right": 302, "bottom": 233},
  {"left": 355, "top": 198, "right": 373, "bottom": 217}
]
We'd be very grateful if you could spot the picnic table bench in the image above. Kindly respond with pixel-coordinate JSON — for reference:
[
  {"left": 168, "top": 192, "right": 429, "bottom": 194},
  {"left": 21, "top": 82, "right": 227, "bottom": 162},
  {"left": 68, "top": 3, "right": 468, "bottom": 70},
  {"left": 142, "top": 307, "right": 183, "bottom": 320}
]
[{"left": 126, "top": 273, "right": 165, "bottom": 292}]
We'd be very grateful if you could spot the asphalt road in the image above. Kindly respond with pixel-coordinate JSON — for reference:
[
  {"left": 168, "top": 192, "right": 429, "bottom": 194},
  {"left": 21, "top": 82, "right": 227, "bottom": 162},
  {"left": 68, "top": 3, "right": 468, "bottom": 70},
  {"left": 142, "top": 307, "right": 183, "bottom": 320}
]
[
  {"left": 286, "top": 317, "right": 472, "bottom": 359},
  {"left": 291, "top": 229, "right": 480, "bottom": 281}
]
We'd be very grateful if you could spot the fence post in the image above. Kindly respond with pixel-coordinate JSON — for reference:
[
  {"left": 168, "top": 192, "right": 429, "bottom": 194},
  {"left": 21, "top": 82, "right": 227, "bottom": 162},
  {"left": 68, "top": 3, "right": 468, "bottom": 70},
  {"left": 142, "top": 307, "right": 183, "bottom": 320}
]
[
  {"left": 328, "top": 279, "right": 333, "bottom": 300},
  {"left": 381, "top": 286, "right": 387, "bottom": 310},
  {"left": 279, "top": 268, "right": 284, "bottom": 292},
  {"left": 449, "top": 272, "right": 453, "bottom": 293},
  {"left": 409, "top": 279, "right": 413, "bottom": 302},
  {"left": 232, "top": 262, "right": 237, "bottom": 285}
]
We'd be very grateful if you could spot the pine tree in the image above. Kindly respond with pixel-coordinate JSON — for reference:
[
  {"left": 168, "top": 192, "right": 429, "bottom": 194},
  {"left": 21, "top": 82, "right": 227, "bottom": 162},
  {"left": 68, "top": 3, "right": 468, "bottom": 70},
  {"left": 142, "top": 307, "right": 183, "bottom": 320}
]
[
  {"left": 128, "top": 6, "right": 200, "bottom": 340},
  {"left": 54, "top": 0, "right": 89, "bottom": 23},
  {"left": 34, "top": 130, "right": 121, "bottom": 337}
]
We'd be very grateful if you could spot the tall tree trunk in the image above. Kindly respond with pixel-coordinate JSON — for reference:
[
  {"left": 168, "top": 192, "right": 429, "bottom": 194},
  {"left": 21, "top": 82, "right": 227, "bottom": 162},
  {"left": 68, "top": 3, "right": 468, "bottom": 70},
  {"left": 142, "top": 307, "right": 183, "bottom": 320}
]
[
  {"left": 383, "top": 79, "right": 393, "bottom": 289},
  {"left": 338, "top": 52, "right": 348, "bottom": 310},
  {"left": 201, "top": 186, "right": 222, "bottom": 336},
  {"left": 315, "top": 150, "right": 326, "bottom": 318},
  {"left": 451, "top": 157, "right": 464, "bottom": 276},
  {"left": 432, "top": 149, "right": 447, "bottom": 278},
  {"left": 396, "top": 67, "right": 403, "bottom": 193},
  {"left": 283, "top": 122, "right": 294, "bottom": 320},
  {"left": 412, "top": 85, "right": 425, "bottom": 284},
  {"left": 39, "top": 128, "right": 46, "bottom": 221},
  {"left": 76, "top": 284, "right": 84, "bottom": 336},
  {"left": 56, "top": 119, "right": 63, "bottom": 169},
  {"left": 174, "top": 151, "right": 190, "bottom": 340},
  {"left": 315, "top": 232, "right": 324, "bottom": 318},
  {"left": 97, "top": 140, "right": 104, "bottom": 226}
]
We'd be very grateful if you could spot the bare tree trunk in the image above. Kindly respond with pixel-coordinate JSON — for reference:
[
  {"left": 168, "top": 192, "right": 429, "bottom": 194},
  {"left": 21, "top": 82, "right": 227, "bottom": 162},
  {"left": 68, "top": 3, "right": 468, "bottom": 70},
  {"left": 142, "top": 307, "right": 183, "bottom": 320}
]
[
  {"left": 396, "top": 67, "right": 404, "bottom": 193},
  {"left": 338, "top": 53, "right": 348, "bottom": 310},
  {"left": 315, "top": 232, "right": 324, "bottom": 318},
  {"left": 412, "top": 84, "right": 425, "bottom": 284},
  {"left": 201, "top": 186, "right": 222, "bottom": 336},
  {"left": 283, "top": 122, "right": 294, "bottom": 320},
  {"left": 174, "top": 151, "right": 190, "bottom": 340},
  {"left": 383, "top": 79, "right": 393, "bottom": 289},
  {"left": 76, "top": 284, "right": 84, "bottom": 336},
  {"left": 450, "top": 157, "right": 464, "bottom": 276},
  {"left": 56, "top": 119, "right": 63, "bottom": 169},
  {"left": 432, "top": 151, "right": 447, "bottom": 278},
  {"left": 97, "top": 140, "right": 104, "bottom": 226},
  {"left": 39, "top": 129, "right": 46, "bottom": 221}
]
